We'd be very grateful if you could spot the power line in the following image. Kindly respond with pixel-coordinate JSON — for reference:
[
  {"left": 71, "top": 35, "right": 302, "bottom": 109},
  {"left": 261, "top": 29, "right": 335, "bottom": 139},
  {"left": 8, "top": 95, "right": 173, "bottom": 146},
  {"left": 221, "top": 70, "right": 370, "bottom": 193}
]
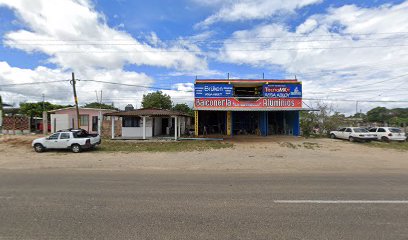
[
  {"left": 7, "top": 31, "right": 408, "bottom": 42},
  {"left": 0, "top": 80, "right": 69, "bottom": 87},
  {"left": 79, "top": 79, "right": 194, "bottom": 92},
  {"left": 3, "top": 44, "right": 408, "bottom": 54},
  {"left": 6, "top": 36, "right": 408, "bottom": 46}
]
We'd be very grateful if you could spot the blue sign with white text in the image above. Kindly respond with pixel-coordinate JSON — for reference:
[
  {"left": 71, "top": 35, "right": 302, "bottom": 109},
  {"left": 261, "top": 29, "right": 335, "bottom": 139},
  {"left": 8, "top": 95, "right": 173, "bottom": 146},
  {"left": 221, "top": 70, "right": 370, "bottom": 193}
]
[
  {"left": 194, "top": 84, "right": 233, "bottom": 98},
  {"left": 263, "top": 84, "right": 302, "bottom": 98}
]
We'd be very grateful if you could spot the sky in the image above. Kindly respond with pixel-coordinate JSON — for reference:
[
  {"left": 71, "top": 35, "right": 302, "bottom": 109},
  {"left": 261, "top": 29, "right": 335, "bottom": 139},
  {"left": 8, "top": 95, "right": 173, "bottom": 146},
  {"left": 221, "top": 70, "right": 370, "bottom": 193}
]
[{"left": 0, "top": 0, "right": 407, "bottom": 115}]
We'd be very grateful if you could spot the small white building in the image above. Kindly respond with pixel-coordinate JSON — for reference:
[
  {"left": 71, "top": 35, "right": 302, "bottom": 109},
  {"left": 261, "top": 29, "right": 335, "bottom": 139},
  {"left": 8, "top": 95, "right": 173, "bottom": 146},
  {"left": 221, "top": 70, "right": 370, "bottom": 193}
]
[{"left": 105, "top": 108, "right": 192, "bottom": 140}]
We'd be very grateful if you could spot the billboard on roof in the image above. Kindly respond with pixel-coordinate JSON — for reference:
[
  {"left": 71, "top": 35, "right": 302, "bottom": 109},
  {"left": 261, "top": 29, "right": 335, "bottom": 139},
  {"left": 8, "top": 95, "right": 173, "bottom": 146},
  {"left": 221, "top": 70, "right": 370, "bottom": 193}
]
[
  {"left": 262, "top": 84, "right": 302, "bottom": 98},
  {"left": 194, "top": 84, "right": 233, "bottom": 98}
]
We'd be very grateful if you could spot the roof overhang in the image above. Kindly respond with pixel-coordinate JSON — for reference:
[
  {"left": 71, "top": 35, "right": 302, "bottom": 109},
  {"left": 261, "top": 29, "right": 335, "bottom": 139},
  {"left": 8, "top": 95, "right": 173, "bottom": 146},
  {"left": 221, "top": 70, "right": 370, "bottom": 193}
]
[
  {"left": 193, "top": 108, "right": 317, "bottom": 111},
  {"left": 195, "top": 79, "right": 300, "bottom": 85}
]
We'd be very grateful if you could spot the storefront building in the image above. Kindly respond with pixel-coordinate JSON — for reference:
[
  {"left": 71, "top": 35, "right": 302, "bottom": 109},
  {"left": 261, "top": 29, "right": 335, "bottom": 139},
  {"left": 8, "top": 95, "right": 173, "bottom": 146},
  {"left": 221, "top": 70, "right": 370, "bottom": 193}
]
[{"left": 193, "top": 79, "right": 302, "bottom": 137}]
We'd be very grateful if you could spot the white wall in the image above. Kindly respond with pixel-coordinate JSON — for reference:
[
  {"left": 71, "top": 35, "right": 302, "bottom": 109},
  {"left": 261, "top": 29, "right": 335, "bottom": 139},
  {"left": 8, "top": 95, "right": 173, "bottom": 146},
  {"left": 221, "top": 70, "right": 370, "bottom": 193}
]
[
  {"left": 154, "top": 117, "right": 162, "bottom": 136},
  {"left": 122, "top": 127, "right": 153, "bottom": 138},
  {"left": 51, "top": 114, "right": 69, "bottom": 133}
]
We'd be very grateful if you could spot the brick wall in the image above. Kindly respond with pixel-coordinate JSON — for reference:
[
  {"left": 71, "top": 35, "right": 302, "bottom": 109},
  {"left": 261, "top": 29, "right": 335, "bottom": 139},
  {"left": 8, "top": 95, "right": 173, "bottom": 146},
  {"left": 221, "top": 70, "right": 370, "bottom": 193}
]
[
  {"left": 101, "top": 116, "right": 122, "bottom": 138},
  {"left": 2, "top": 116, "right": 30, "bottom": 131}
]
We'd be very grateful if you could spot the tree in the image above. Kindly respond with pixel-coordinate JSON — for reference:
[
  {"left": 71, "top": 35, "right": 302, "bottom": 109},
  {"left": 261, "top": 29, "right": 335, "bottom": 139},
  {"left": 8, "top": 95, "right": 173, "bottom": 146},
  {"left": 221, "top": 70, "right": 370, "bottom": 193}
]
[
  {"left": 300, "top": 102, "right": 346, "bottom": 137},
  {"left": 366, "top": 107, "right": 390, "bottom": 122},
  {"left": 172, "top": 103, "right": 193, "bottom": 115},
  {"left": 82, "top": 102, "right": 117, "bottom": 110},
  {"left": 19, "top": 102, "right": 69, "bottom": 117},
  {"left": 141, "top": 91, "right": 172, "bottom": 109}
]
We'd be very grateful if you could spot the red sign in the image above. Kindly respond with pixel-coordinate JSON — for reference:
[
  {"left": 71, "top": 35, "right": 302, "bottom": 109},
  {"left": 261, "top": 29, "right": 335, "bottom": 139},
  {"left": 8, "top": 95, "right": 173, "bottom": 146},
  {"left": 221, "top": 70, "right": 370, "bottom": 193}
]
[{"left": 194, "top": 98, "right": 302, "bottom": 109}]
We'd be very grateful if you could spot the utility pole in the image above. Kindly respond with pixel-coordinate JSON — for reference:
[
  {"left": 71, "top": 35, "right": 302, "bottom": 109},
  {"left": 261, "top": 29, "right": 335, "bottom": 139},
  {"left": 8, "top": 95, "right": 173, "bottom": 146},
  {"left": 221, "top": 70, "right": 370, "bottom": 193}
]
[
  {"left": 70, "top": 72, "right": 80, "bottom": 129},
  {"left": 355, "top": 101, "right": 358, "bottom": 117},
  {"left": 42, "top": 94, "right": 45, "bottom": 111}
]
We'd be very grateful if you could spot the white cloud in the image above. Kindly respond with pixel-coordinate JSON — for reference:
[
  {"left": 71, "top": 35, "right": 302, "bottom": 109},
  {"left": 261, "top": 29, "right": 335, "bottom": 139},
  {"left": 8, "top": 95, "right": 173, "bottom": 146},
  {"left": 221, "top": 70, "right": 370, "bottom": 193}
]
[
  {"left": 216, "top": 1, "right": 408, "bottom": 114},
  {"left": 0, "top": 61, "right": 154, "bottom": 108},
  {"left": 0, "top": 0, "right": 208, "bottom": 72},
  {"left": 195, "top": 0, "right": 322, "bottom": 28},
  {"left": 0, "top": 0, "right": 212, "bottom": 108}
]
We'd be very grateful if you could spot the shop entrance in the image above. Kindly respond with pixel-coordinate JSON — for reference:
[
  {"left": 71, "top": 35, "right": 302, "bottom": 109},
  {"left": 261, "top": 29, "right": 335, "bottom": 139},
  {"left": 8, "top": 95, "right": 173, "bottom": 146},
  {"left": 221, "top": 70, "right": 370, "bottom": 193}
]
[
  {"left": 198, "top": 111, "right": 226, "bottom": 135},
  {"left": 268, "top": 111, "right": 300, "bottom": 135},
  {"left": 232, "top": 111, "right": 260, "bottom": 135}
]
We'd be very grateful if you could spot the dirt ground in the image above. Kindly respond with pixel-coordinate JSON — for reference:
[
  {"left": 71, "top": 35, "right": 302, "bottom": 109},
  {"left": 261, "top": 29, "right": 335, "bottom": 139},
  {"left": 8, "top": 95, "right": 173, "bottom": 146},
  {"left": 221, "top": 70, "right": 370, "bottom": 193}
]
[{"left": 0, "top": 135, "right": 407, "bottom": 173}]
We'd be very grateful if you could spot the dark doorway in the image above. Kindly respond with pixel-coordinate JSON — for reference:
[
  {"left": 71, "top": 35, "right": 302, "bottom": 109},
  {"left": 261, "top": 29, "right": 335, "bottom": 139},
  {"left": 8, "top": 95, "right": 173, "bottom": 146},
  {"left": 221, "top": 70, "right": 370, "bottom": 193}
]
[
  {"left": 268, "top": 111, "right": 298, "bottom": 135},
  {"left": 162, "top": 118, "right": 169, "bottom": 135},
  {"left": 198, "top": 111, "right": 226, "bottom": 135},
  {"left": 232, "top": 111, "right": 260, "bottom": 135}
]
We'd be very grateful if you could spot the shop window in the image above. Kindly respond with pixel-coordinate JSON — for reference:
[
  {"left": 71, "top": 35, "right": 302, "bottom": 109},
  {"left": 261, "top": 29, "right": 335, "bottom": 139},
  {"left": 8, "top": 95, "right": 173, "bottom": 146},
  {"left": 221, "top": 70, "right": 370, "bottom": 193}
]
[
  {"left": 79, "top": 115, "right": 89, "bottom": 126},
  {"left": 122, "top": 117, "right": 140, "bottom": 127},
  {"left": 234, "top": 87, "right": 262, "bottom": 97},
  {"left": 92, "top": 116, "right": 98, "bottom": 132}
]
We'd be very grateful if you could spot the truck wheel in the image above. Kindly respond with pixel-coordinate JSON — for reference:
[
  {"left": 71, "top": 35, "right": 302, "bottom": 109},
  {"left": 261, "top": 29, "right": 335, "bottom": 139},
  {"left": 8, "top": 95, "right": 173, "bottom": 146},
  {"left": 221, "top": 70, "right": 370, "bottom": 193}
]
[
  {"left": 71, "top": 144, "right": 82, "bottom": 153},
  {"left": 34, "top": 144, "right": 45, "bottom": 153},
  {"left": 349, "top": 137, "right": 355, "bottom": 142},
  {"left": 330, "top": 134, "right": 336, "bottom": 139}
]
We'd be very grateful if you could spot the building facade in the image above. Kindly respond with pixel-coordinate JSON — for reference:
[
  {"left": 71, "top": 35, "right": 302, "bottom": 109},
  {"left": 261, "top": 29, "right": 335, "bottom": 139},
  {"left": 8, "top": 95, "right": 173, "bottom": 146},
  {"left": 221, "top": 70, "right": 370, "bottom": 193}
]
[
  {"left": 105, "top": 108, "right": 192, "bottom": 140},
  {"left": 194, "top": 79, "right": 302, "bottom": 137},
  {"left": 49, "top": 107, "right": 115, "bottom": 133}
]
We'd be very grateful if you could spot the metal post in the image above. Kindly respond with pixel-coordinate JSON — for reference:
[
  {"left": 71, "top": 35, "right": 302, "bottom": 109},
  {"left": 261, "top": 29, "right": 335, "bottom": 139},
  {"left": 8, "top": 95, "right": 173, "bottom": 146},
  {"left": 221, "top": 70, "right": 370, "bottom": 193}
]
[
  {"left": 111, "top": 116, "right": 115, "bottom": 139},
  {"left": 194, "top": 111, "right": 198, "bottom": 137},
  {"left": 174, "top": 116, "right": 177, "bottom": 140},
  {"left": 178, "top": 117, "right": 181, "bottom": 137},
  {"left": 98, "top": 111, "right": 102, "bottom": 135},
  {"left": 142, "top": 116, "right": 146, "bottom": 140}
]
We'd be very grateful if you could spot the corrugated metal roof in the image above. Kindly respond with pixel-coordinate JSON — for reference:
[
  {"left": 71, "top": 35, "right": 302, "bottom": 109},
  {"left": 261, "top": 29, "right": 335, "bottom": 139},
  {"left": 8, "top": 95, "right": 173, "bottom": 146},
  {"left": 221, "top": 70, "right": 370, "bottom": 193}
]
[
  {"left": 48, "top": 107, "right": 116, "bottom": 113},
  {"left": 105, "top": 108, "right": 191, "bottom": 117}
]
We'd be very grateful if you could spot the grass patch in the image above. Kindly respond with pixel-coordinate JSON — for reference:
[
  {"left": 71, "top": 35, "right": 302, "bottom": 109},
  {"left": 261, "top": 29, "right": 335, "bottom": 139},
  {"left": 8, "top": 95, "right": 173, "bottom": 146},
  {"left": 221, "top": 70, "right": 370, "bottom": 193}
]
[
  {"left": 98, "top": 140, "right": 233, "bottom": 152},
  {"left": 303, "top": 142, "right": 321, "bottom": 150},
  {"left": 366, "top": 141, "right": 408, "bottom": 151},
  {"left": 279, "top": 141, "right": 321, "bottom": 150},
  {"left": 279, "top": 142, "right": 298, "bottom": 149}
]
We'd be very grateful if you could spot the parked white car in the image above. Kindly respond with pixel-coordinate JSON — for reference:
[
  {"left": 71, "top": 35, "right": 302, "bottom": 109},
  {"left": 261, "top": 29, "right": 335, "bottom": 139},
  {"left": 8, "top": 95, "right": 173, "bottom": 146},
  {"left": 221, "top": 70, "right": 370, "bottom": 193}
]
[
  {"left": 369, "top": 127, "right": 407, "bottom": 142},
  {"left": 32, "top": 129, "right": 101, "bottom": 153},
  {"left": 330, "top": 127, "right": 377, "bottom": 142}
]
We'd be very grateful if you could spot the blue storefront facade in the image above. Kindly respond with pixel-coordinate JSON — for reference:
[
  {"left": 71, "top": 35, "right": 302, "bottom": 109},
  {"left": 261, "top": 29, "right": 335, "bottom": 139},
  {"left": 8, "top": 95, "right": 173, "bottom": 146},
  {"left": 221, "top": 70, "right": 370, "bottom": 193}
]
[{"left": 193, "top": 79, "right": 302, "bottom": 137}]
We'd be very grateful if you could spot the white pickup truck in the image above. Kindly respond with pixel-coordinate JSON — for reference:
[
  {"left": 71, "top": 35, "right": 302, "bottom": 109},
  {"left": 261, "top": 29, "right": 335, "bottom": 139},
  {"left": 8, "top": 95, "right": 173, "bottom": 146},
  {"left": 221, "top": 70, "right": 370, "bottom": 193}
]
[{"left": 32, "top": 129, "right": 101, "bottom": 153}]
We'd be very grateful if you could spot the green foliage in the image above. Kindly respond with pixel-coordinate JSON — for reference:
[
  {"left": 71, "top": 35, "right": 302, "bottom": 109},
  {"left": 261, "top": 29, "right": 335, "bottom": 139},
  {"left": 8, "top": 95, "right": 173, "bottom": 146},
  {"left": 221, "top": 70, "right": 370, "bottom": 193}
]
[
  {"left": 300, "top": 111, "right": 318, "bottom": 137},
  {"left": 172, "top": 103, "right": 193, "bottom": 115},
  {"left": 82, "top": 102, "right": 117, "bottom": 110},
  {"left": 300, "top": 103, "right": 346, "bottom": 137},
  {"left": 141, "top": 91, "right": 172, "bottom": 109},
  {"left": 19, "top": 102, "right": 69, "bottom": 117},
  {"left": 366, "top": 107, "right": 408, "bottom": 126},
  {"left": 99, "top": 140, "right": 233, "bottom": 152},
  {"left": 366, "top": 107, "right": 390, "bottom": 122}
]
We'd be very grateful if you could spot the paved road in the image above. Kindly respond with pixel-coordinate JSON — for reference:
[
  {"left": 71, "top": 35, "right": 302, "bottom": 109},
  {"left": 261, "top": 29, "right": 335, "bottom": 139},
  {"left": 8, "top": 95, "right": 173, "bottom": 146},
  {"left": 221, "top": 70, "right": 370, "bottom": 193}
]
[{"left": 1, "top": 169, "right": 408, "bottom": 239}]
